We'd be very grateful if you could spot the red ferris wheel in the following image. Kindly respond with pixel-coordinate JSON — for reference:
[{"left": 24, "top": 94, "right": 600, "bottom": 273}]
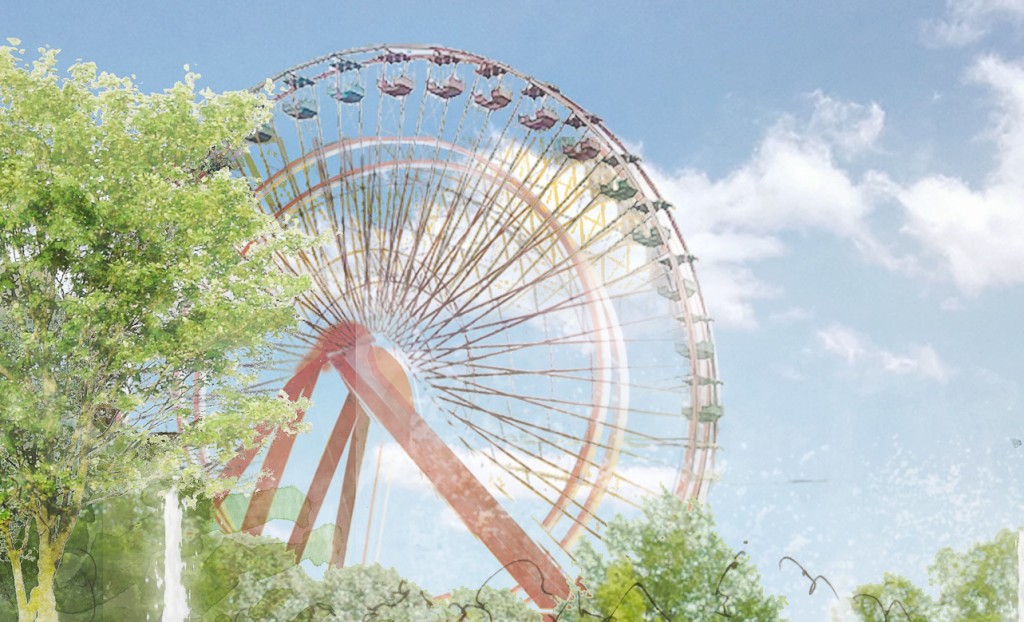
[{"left": 212, "top": 44, "right": 723, "bottom": 611}]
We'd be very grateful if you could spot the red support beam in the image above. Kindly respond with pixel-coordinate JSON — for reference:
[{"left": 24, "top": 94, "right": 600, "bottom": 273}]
[
  {"left": 332, "top": 406, "right": 371, "bottom": 567},
  {"left": 286, "top": 394, "right": 360, "bottom": 561},
  {"left": 241, "top": 363, "right": 323, "bottom": 534},
  {"left": 329, "top": 335, "right": 569, "bottom": 610}
]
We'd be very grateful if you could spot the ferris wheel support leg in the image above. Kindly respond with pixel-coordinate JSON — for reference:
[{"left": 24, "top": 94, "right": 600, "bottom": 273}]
[
  {"left": 331, "top": 407, "right": 371, "bottom": 567},
  {"left": 329, "top": 341, "right": 570, "bottom": 611},
  {"left": 242, "top": 363, "right": 323, "bottom": 534},
  {"left": 287, "top": 393, "right": 361, "bottom": 561},
  {"left": 213, "top": 360, "right": 323, "bottom": 531}
]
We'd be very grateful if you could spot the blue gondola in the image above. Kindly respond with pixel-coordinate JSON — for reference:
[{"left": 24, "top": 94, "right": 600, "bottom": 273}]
[
  {"left": 246, "top": 123, "right": 275, "bottom": 143},
  {"left": 330, "top": 84, "right": 365, "bottom": 104},
  {"left": 330, "top": 58, "right": 362, "bottom": 73},
  {"left": 284, "top": 73, "right": 315, "bottom": 89},
  {"left": 283, "top": 99, "right": 317, "bottom": 120}
]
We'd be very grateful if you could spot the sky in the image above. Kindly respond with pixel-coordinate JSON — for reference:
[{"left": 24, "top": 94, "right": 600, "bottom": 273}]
[{"left": 7, "top": 1, "right": 1024, "bottom": 619}]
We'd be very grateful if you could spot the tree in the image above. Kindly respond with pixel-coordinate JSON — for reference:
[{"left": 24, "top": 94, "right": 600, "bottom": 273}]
[
  {"left": 0, "top": 489, "right": 308, "bottom": 620},
  {"left": 564, "top": 493, "right": 787, "bottom": 621},
  {"left": 931, "top": 528, "right": 1017, "bottom": 622},
  {"left": 217, "top": 561, "right": 544, "bottom": 622},
  {"left": 0, "top": 41, "right": 308, "bottom": 621},
  {"left": 446, "top": 584, "right": 543, "bottom": 621},
  {"left": 850, "top": 527, "right": 1019, "bottom": 622},
  {"left": 847, "top": 573, "right": 933, "bottom": 622},
  {"left": 0, "top": 490, "right": 546, "bottom": 621}
]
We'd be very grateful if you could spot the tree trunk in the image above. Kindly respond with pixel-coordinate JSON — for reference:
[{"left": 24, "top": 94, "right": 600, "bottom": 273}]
[
  {"left": 23, "top": 546, "right": 58, "bottom": 622},
  {"left": 20, "top": 522, "right": 71, "bottom": 622},
  {"left": 8, "top": 551, "right": 30, "bottom": 617},
  {"left": 2, "top": 522, "right": 32, "bottom": 621}
]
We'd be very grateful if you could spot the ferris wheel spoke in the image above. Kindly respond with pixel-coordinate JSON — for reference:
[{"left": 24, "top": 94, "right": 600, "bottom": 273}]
[
  {"left": 406, "top": 154, "right": 580, "bottom": 334},
  {"left": 407, "top": 141, "right": 610, "bottom": 330},
  {"left": 438, "top": 165, "right": 605, "bottom": 313},
  {"left": 385, "top": 137, "right": 540, "bottom": 336},
  {"left": 435, "top": 374, "right": 679, "bottom": 421},
  {"left": 399, "top": 144, "right": 545, "bottom": 324},
  {"left": 444, "top": 389, "right": 667, "bottom": 528},
  {"left": 422, "top": 286, "right": 672, "bottom": 366},
  {"left": 374, "top": 82, "right": 421, "bottom": 316},
  {"left": 446, "top": 402, "right": 610, "bottom": 522},
  {"left": 450, "top": 415, "right": 606, "bottom": 539},
  {"left": 438, "top": 387, "right": 657, "bottom": 516},
  {"left": 424, "top": 246, "right": 674, "bottom": 359},
  {"left": 412, "top": 215, "right": 648, "bottom": 352},
  {"left": 383, "top": 149, "right": 480, "bottom": 327},
  {"left": 400, "top": 118, "right": 575, "bottom": 326},
  {"left": 429, "top": 208, "right": 647, "bottom": 346},
  {"left": 435, "top": 362, "right": 691, "bottom": 395},
  {"left": 423, "top": 321, "right": 662, "bottom": 373},
  {"left": 435, "top": 160, "right": 662, "bottom": 318},
  {"left": 433, "top": 386, "right": 676, "bottom": 465}
]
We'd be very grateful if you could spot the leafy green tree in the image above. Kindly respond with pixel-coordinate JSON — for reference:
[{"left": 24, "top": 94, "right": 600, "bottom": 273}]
[
  {"left": 565, "top": 493, "right": 787, "bottom": 621},
  {"left": 0, "top": 41, "right": 308, "bottom": 621},
  {"left": 848, "top": 573, "right": 933, "bottom": 622},
  {"left": 931, "top": 528, "right": 1017, "bottom": 622},
  {"left": 1, "top": 489, "right": 307, "bottom": 620},
  {"left": 446, "top": 584, "right": 543, "bottom": 621},
  {"left": 215, "top": 560, "right": 546, "bottom": 622},
  {"left": 578, "top": 557, "right": 647, "bottom": 622},
  {"left": 851, "top": 527, "right": 1019, "bottom": 622},
  {"left": 0, "top": 490, "right": 545, "bottom": 621},
  {"left": 319, "top": 563, "right": 436, "bottom": 621}
]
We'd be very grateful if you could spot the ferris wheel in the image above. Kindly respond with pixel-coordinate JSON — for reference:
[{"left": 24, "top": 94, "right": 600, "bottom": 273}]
[{"left": 212, "top": 44, "right": 722, "bottom": 609}]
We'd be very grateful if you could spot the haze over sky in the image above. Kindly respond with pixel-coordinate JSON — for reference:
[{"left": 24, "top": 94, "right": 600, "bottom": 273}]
[{"left": 7, "top": 1, "right": 1024, "bottom": 619}]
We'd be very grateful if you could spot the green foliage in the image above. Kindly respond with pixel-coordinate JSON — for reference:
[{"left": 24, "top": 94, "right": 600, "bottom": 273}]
[
  {"left": 0, "top": 490, "right": 309, "bottom": 620},
  {"left": 0, "top": 42, "right": 307, "bottom": 619},
  {"left": 849, "top": 573, "right": 933, "bottom": 622},
  {"left": 850, "top": 528, "right": 1019, "bottom": 622},
  {"left": 446, "top": 584, "right": 543, "bottom": 621},
  {"left": 564, "top": 493, "right": 787, "bottom": 621},
  {"left": 593, "top": 559, "right": 647, "bottom": 621},
  {"left": 931, "top": 528, "right": 1017, "bottom": 622},
  {"left": 0, "top": 488, "right": 546, "bottom": 621},
  {"left": 215, "top": 561, "right": 543, "bottom": 621}
]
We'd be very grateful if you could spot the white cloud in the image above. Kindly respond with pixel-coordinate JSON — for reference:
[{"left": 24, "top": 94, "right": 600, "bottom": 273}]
[
  {"left": 805, "top": 90, "right": 886, "bottom": 157},
  {"left": 879, "top": 345, "right": 951, "bottom": 382},
  {"left": 897, "top": 55, "right": 1024, "bottom": 293},
  {"left": 646, "top": 92, "right": 890, "bottom": 328},
  {"left": 769, "top": 306, "right": 814, "bottom": 324},
  {"left": 924, "top": 0, "right": 1024, "bottom": 46},
  {"left": 816, "top": 323, "right": 953, "bottom": 382},
  {"left": 631, "top": 55, "right": 1024, "bottom": 329},
  {"left": 817, "top": 324, "right": 868, "bottom": 365}
]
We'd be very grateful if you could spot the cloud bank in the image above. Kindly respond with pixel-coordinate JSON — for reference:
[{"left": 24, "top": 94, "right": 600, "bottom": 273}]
[{"left": 644, "top": 55, "right": 1024, "bottom": 328}]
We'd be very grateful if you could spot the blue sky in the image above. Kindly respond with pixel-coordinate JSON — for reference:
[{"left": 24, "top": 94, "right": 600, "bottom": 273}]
[{"left": 8, "top": 1, "right": 1024, "bottom": 619}]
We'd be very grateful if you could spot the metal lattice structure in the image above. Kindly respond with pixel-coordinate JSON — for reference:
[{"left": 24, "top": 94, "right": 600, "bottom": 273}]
[{"left": 213, "top": 44, "right": 722, "bottom": 609}]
